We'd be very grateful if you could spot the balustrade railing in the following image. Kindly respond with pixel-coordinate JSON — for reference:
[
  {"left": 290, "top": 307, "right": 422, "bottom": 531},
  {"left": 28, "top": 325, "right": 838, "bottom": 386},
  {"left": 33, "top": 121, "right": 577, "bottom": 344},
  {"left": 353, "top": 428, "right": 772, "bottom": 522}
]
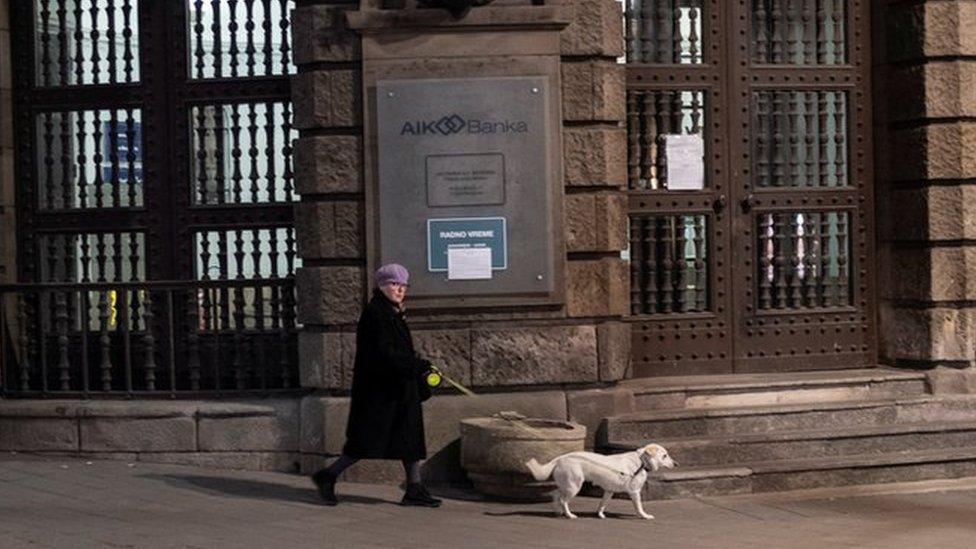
[{"left": 0, "top": 278, "right": 300, "bottom": 397}]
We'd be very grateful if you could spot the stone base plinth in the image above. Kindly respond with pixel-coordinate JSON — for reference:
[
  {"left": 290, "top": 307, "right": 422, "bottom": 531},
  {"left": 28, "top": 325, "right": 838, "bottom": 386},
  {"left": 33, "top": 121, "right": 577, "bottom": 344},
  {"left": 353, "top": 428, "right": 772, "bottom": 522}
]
[
  {"left": 0, "top": 387, "right": 636, "bottom": 482},
  {"left": 0, "top": 399, "right": 303, "bottom": 473}
]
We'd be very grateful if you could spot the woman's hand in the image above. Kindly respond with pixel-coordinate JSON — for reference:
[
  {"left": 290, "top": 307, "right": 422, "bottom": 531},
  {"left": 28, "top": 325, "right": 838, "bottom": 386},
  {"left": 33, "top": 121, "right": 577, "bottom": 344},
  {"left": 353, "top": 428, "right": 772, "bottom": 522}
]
[{"left": 415, "top": 359, "right": 433, "bottom": 377}]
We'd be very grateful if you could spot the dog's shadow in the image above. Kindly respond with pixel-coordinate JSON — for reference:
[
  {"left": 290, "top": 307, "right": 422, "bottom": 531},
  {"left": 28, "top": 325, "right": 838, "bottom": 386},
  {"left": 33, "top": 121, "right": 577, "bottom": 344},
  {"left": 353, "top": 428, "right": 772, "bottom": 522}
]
[
  {"left": 484, "top": 510, "right": 646, "bottom": 520},
  {"left": 484, "top": 510, "right": 558, "bottom": 519}
]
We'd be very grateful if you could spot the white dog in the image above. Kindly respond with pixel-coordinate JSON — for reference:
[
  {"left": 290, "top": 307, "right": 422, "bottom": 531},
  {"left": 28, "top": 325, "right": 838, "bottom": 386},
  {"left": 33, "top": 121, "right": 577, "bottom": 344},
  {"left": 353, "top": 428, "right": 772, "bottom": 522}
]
[{"left": 525, "top": 444, "right": 676, "bottom": 520}]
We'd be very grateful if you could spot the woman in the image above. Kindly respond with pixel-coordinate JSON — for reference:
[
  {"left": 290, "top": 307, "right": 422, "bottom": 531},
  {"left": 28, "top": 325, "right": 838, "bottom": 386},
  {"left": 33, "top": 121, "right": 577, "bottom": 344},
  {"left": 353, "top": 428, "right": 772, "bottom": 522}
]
[{"left": 312, "top": 263, "right": 441, "bottom": 508}]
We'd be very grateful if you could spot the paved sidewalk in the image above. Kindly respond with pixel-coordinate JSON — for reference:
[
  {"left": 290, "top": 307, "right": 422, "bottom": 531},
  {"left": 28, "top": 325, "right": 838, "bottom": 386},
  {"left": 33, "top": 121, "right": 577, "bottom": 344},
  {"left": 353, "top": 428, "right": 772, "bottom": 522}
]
[{"left": 2, "top": 455, "right": 976, "bottom": 548}]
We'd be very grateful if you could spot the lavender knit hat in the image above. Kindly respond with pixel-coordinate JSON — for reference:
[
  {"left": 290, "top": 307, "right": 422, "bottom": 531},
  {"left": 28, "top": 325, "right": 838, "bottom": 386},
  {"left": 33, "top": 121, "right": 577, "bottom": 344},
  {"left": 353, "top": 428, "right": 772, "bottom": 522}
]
[{"left": 375, "top": 263, "right": 409, "bottom": 288}]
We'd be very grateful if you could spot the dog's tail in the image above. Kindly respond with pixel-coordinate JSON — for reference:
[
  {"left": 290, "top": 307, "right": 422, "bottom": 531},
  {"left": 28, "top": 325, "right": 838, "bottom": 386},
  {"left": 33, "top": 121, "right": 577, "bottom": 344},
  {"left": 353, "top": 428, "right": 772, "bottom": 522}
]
[{"left": 525, "top": 457, "right": 559, "bottom": 481}]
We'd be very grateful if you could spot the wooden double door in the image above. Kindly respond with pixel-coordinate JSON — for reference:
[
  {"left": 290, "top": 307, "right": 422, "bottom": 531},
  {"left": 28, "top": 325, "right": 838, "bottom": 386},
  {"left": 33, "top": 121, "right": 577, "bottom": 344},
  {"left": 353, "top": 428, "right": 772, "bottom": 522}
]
[{"left": 625, "top": 0, "right": 876, "bottom": 375}]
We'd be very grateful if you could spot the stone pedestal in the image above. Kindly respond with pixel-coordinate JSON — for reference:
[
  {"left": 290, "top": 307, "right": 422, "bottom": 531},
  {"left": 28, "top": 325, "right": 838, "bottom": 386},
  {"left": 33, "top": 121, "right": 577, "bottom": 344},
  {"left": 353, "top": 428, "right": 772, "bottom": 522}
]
[{"left": 460, "top": 416, "right": 585, "bottom": 501}]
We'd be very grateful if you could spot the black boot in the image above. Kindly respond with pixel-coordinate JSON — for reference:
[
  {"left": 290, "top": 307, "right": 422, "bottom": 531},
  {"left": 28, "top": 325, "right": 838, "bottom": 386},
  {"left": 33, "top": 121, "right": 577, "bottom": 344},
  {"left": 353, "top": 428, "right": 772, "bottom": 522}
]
[
  {"left": 400, "top": 483, "right": 442, "bottom": 507},
  {"left": 311, "top": 469, "right": 338, "bottom": 506}
]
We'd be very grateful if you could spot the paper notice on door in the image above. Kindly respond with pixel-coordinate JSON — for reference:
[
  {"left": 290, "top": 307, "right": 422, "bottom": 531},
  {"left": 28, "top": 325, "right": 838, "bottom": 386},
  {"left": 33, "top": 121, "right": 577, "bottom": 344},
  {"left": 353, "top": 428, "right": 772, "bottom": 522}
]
[
  {"left": 664, "top": 134, "right": 705, "bottom": 190},
  {"left": 448, "top": 247, "right": 493, "bottom": 280}
]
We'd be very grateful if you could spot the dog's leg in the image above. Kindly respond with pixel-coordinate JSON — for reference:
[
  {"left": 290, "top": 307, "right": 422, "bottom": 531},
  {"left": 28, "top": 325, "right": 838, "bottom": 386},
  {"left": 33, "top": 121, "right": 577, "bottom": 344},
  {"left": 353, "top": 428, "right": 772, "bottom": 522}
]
[
  {"left": 560, "top": 497, "right": 578, "bottom": 520},
  {"left": 628, "top": 491, "right": 654, "bottom": 520},
  {"left": 551, "top": 492, "right": 564, "bottom": 518},
  {"left": 552, "top": 465, "right": 583, "bottom": 519},
  {"left": 596, "top": 491, "right": 613, "bottom": 519},
  {"left": 553, "top": 491, "right": 577, "bottom": 519}
]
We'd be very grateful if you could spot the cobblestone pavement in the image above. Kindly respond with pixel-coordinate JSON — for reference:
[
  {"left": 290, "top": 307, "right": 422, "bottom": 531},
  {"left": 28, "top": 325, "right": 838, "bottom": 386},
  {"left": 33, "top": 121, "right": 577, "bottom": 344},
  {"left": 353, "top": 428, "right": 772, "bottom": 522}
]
[{"left": 2, "top": 455, "right": 976, "bottom": 548}]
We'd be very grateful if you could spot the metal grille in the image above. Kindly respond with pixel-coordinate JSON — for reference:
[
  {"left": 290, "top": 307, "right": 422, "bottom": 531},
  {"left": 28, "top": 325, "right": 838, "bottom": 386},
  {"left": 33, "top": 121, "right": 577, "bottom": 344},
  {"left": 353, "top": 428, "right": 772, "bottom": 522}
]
[
  {"left": 36, "top": 108, "right": 144, "bottom": 210},
  {"left": 34, "top": 0, "right": 141, "bottom": 86},
  {"left": 188, "top": 0, "right": 295, "bottom": 79},
  {"left": 756, "top": 211, "right": 850, "bottom": 310},
  {"left": 629, "top": 214, "right": 709, "bottom": 314},
  {"left": 627, "top": 89, "right": 705, "bottom": 190},
  {"left": 38, "top": 232, "right": 146, "bottom": 283},
  {"left": 190, "top": 102, "right": 296, "bottom": 205},
  {"left": 753, "top": 90, "right": 847, "bottom": 188},
  {"left": 8, "top": 1, "right": 300, "bottom": 396},
  {"left": 626, "top": 0, "right": 704, "bottom": 64},
  {"left": 751, "top": 0, "right": 846, "bottom": 65},
  {"left": 195, "top": 227, "right": 298, "bottom": 280},
  {"left": 1, "top": 280, "right": 297, "bottom": 395}
]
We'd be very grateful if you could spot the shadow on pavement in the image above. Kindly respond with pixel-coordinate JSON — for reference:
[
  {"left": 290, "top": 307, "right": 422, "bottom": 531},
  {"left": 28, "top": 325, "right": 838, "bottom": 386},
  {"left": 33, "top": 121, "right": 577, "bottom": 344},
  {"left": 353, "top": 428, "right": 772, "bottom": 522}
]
[
  {"left": 485, "top": 510, "right": 647, "bottom": 520},
  {"left": 140, "top": 474, "right": 389, "bottom": 506},
  {"left": 427, "top": 484, "right": 486, "bottom": 502},
  {"left": 484, "top": 510, "right": 559, "bottom": 519}
]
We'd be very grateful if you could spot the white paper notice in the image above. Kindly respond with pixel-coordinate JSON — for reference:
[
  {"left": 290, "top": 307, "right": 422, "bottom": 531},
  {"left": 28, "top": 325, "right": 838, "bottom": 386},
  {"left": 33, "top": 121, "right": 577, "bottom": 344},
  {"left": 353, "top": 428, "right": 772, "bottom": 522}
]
[
  {"left": 447, "top": 247, "right": 493, "bottom": 280},
  {"left": 664, "top": 134, "right": 705, "bottom": 190}
]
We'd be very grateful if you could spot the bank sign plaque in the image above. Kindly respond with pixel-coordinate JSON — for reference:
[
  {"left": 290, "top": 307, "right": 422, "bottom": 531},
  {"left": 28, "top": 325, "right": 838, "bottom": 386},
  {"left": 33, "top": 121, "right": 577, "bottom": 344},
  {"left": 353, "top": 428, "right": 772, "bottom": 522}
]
[{"left": 376, "top": 76, "right": 554, "bottom": 299}]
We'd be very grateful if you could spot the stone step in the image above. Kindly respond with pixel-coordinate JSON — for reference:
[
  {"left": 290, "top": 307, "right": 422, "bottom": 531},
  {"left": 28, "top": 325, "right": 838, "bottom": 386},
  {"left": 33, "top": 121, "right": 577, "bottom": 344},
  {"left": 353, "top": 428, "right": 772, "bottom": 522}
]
[
  {"left": 605, "top": 419, "right": 976, "bottom": 467},
  {"left": 640, "top": 446, "right": 976, "bottom": 500},
  {"left": 618, "top": 368, "right": 929, "bottom": 411},
  {"left": 604, "top": 396, "right": 976, "bottom": 441}
]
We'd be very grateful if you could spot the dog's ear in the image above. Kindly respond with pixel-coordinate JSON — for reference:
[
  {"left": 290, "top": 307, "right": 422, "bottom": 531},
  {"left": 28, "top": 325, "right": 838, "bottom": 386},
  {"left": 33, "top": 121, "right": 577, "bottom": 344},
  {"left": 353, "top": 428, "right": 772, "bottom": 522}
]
[{"left": 641, "top": 448, "right": 661, "bottom": 471}]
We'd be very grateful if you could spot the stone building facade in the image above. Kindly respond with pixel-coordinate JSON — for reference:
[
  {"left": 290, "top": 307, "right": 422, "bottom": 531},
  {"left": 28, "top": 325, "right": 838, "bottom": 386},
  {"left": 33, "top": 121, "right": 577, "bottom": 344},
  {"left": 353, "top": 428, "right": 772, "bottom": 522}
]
[
  {"left": 291, "top": 0, "right": 629, "bottom": 394},
  {"left": 291, "top": 0, "right": 633, "bottom": 481},
  {"left": 289, "top": 0, "right": 976, "bottom": 479},
  {"left": 2, "top": 0, "right": 976, "bottom": 484}
]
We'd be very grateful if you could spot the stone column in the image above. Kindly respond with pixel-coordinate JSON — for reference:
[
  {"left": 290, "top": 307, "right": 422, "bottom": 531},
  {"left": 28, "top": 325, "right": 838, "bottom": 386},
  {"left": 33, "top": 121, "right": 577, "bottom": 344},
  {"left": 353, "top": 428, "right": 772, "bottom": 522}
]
[
  {"left": 560, "top": 0, "right": 629, "bottom": 381},
  {"left": 291, "top": 0, "right": 630, "bottom": 479},
  {"left": 290, "top": 0, "right": 366, "bottom": 392},
  {"left": 875, "top": 1, "right": 976, "bottom": 373}
]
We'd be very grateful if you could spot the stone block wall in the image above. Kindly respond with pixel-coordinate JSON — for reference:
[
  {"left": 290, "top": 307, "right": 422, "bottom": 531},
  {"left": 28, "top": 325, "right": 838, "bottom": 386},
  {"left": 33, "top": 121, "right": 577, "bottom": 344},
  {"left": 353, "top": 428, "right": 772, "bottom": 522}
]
[
  {"left": 291, "top": 0, "right": 631, "bottom": 395},
  {"left": 0, "top": 389, "right": 634, "bottom": 479},
  {"left": 560, "top": 0, "right": 628, "bottom": 335},
  {"left": 0, "top": 400, "right": 303, "bottom": 472},
  {"left": 875, "top": 1, "right": 976, "bottom": 368}
]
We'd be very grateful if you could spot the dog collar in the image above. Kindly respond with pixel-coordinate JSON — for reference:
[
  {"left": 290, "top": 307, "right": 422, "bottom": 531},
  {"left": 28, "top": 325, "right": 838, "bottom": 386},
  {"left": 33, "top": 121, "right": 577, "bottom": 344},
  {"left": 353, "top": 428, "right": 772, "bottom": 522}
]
[
  {"left": 636, "top": 451, "right": 655, "bottom": 473},
  {"left": 625, "top": 452, "right": 647, "bottom": 477}
]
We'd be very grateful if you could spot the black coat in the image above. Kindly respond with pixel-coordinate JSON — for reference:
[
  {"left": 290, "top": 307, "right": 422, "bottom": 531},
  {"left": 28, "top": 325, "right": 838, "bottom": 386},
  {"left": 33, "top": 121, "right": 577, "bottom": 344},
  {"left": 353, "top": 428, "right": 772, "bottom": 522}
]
[{"left": 343, "top": 291, "right": 429, "bottom": 461}]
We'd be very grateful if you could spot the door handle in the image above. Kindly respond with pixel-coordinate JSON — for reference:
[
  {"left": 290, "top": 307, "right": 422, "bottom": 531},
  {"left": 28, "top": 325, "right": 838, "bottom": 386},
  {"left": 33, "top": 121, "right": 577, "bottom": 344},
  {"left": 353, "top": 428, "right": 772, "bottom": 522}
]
[
  {"left": 712, "top": 195, "right": 727, "bottom": 214},
  {"left": 741, "top": 194, "right": 758, "bottom": 213}
]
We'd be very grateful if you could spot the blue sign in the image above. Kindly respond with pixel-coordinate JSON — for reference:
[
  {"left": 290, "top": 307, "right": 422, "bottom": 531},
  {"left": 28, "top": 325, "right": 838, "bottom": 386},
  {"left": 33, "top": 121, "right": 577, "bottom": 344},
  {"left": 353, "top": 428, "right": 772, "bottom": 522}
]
[
  {"left": 101, "top": 121, "right": 143, "bottom": 183},
  {"left": 427, "top": 217, "right": 507, "bottom": 272}
]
